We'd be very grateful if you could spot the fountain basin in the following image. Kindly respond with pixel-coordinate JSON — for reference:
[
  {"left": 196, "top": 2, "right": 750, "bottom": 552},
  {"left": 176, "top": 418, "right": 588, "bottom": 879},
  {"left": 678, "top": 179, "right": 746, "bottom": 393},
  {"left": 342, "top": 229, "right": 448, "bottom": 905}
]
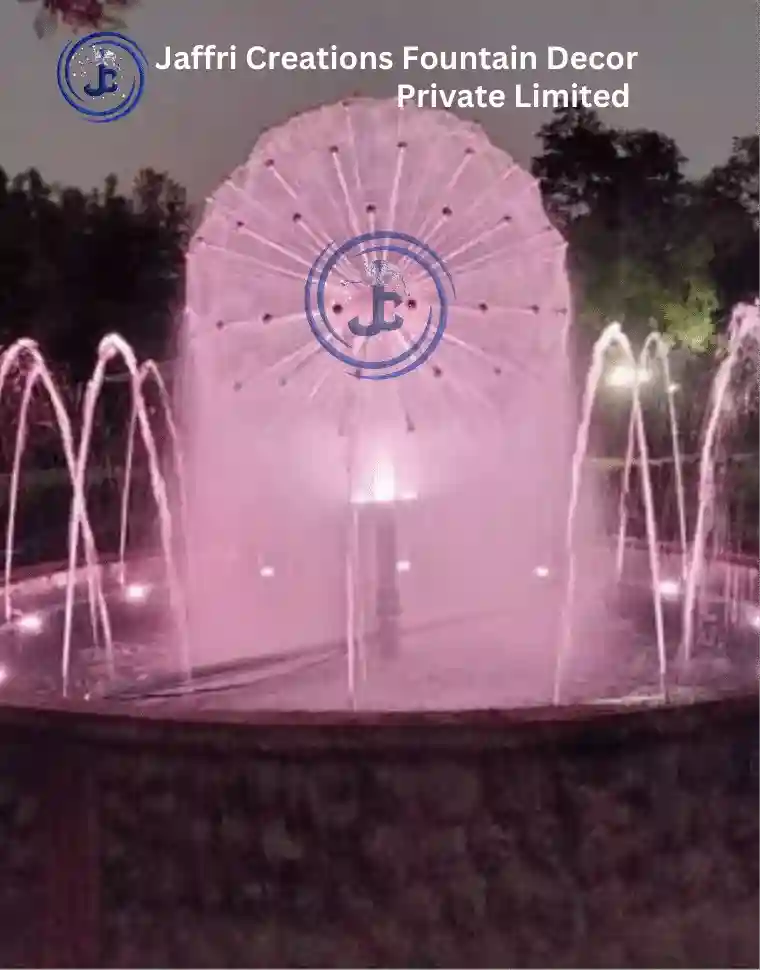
[
  {"left": 0, "top": 544, "right": 756, "bottom": 712},
  {"left": 0, "top": 684, "right": 756, "bottom": 968}
]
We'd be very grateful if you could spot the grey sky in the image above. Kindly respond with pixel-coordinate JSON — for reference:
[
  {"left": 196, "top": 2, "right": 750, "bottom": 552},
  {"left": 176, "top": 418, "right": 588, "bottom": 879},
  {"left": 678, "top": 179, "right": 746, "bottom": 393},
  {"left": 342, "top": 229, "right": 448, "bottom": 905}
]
[{"left": 0, "top": 0, "right": 755, "bottom": 199}]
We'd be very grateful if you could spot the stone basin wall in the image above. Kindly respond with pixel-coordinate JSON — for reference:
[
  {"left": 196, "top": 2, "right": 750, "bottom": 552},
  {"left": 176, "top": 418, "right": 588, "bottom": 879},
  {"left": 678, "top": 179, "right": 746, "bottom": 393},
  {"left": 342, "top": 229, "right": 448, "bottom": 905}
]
[{"left": 0, "top": 693, "right": 756, "bottom": 968}]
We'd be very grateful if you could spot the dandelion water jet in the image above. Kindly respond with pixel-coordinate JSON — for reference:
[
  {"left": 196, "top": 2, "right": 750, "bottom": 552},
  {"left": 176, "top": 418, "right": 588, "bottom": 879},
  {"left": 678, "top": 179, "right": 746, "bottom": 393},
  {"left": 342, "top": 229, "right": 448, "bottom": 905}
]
[{"left": 180, "top": 97, "right": 592, "bottom": 708}]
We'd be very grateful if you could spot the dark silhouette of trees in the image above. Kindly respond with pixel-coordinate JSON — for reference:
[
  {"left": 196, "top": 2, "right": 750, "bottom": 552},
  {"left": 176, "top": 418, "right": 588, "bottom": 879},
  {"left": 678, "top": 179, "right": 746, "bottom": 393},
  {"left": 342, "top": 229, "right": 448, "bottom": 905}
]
[
  {"left": 699, "top": 135, "right": 759, "bottom": 312},
  {"left": 0, "top": 166, "right": 190, "bottom": 378},
  {"left": 0, "top": 160, "right": 187, "bottom": 565},
  {"left": 532, "top": 109, "right": 758, "bottom": 546},
  {"left": 532, "top": 109, "right": 758, "bottom": 349},
  {"left": 532, "top": 109, "right": 718, "bottom": 350}
]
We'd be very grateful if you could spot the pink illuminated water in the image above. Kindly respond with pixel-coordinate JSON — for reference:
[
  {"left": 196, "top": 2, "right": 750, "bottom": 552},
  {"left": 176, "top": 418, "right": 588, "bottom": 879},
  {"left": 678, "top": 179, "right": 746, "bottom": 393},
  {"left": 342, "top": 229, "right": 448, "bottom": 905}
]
[
  {"left": 0, "top": 307, "right": 755, "bottom": 703},
  {"left": 180, "top": 97, "right": 602, "bottom": 704},
  {"left": 0, "top": 338, "right": 183, "bottom": 694},
  {"left": 680, "top": 304, "right": 760, "bottom": 663},
  {"left": 0, "top": 98, "right": 756, "bottom": 708},
  {"left": 554, "top": 323, "right": 668, "bottom": 704},
  {"left": 615, "top": 332, "right": 688, "bottom": 581}
]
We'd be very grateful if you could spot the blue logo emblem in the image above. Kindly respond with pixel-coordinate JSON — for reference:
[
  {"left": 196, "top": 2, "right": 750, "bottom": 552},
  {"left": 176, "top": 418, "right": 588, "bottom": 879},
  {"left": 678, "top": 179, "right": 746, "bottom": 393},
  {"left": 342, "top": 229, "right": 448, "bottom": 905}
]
[
  {"left": 305, "top": 231, "right": 454, "bottom": 380},
  {"left": 57, "top": 32, "right": 147, "bottom": 123}
]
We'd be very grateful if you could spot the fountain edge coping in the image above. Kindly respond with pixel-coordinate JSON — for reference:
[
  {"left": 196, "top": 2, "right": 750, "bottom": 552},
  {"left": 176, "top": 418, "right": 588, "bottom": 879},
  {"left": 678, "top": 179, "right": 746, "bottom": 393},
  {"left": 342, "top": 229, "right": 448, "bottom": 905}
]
[{"left": 0, "top": 689, "right": 755, "bottom": 756}]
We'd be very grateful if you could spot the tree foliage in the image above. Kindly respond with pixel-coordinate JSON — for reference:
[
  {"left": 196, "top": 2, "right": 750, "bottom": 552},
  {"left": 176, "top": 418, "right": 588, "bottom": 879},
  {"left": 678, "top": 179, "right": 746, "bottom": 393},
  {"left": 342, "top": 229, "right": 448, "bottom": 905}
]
[
  {"left": 0, "top": 166, "right": 190, "bottom": 378},
  {"left": 532, "top": 109, "right": 757, "bottom": 350},
  {"left": 698, "top": 135, "right": 759, "bottom": 312}
]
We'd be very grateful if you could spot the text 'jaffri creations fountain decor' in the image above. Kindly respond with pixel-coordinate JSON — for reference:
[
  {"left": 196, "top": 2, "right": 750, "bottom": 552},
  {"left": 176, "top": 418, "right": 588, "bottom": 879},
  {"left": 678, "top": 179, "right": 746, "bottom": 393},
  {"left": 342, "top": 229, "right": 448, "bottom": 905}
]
[{"left": 0, "top": 98, "right": 757, "bottom": 712}]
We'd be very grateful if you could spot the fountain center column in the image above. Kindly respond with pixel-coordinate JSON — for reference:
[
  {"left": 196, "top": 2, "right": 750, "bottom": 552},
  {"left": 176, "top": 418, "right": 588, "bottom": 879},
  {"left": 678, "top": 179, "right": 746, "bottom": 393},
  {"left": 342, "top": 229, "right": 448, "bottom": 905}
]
[{"left": 372, "top": 503, "right": 401, "bottom": 660}]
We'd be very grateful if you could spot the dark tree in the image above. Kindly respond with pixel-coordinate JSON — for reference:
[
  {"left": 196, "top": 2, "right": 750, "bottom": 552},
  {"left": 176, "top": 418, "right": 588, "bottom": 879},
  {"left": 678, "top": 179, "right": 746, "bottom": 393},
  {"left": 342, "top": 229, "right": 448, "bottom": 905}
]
[
  {"left": 699, "top": 135, "right": 759, "bottom": 312},
  {"left": 532, "top": 108, "right": 721, "bottom": 350},
  {"left": 0, "top": 166, "right": 191, "bottom": 377}
]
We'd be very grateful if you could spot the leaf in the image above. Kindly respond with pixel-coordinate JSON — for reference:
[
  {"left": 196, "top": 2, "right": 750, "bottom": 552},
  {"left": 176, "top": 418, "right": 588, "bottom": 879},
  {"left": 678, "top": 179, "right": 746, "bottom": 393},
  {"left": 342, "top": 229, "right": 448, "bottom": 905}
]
[{"left": 33, "top": 6, "right": 57, "bottom": 38}]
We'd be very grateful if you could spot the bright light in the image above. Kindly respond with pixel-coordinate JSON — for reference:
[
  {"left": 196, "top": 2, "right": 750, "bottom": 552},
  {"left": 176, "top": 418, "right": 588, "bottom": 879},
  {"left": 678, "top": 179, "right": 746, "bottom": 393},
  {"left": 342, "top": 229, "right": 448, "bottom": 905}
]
[
  {"left": 15, "top": 612, "right": 44, "bottom": 634},
  {"left": 668, "top": 382, "right": 680, "bottom": 393},
  {"left": 658, "top": 579, "right": 681, "bottom": 600},
  {"left": 352, "top": 490, "right": 417, "bottom": 506},
  {"left": 0, "top": 664, "right": 8, "bottom": 685},
  {"left": 351, "top": 458, "right": 414, "bottom": 505},
  {"left": 745, "top": 606, "right": 760, "bottom": 632},
  {"left": 124, "top": 582, "right": 151, "bottom": 604},
  {"left": 533, "top": 565, "right": 550, "bottom": 579},
  {"left": 606, "top": 364, "right": 652, "bottom": 389},
  {"left": 371, "top": 459, "right": 396, "bottom": 503},
  {"left": 260, "top": 565, "right": 275, "bottom": 578},
  {"left": 396, "top": 560, "right": 411, "bottom": 573}
]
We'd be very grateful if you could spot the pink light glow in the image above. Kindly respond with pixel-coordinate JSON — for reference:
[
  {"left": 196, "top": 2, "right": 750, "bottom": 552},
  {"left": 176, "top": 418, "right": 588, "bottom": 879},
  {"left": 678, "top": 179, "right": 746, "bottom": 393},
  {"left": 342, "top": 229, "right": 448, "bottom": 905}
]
[
  {"left": 370, "top": 458, "right": 396, "bottom": 503},
  {"left": 658, "top": 579, "right": 681, "bottom": 600},
  {"left": 179, "top": 98, "right": 603, "bottom": 703},
  {"left": 16, "top": 612, "right": 44, "bottom": 634},
  {"left": 124, "top": 582, "right": 150, "bottom": 603}
]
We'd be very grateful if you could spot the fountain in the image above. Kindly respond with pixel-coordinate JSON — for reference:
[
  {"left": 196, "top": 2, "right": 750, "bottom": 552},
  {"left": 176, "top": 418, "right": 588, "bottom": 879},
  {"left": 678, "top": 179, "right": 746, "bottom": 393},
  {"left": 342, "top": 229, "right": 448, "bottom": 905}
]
[
  {"left": 0, "top": 99, "right": 757, "bottom": 711},
  {"left": 179, "top": 97, "right": 608, "bottom": 710}
]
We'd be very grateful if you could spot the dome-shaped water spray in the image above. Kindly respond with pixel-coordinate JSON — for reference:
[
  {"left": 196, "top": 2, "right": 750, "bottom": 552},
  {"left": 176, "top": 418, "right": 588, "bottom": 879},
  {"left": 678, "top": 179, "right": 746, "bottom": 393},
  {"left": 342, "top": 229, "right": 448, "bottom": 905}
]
[{"left": 181, "top": 98, "right": 589, "bottom": 709}]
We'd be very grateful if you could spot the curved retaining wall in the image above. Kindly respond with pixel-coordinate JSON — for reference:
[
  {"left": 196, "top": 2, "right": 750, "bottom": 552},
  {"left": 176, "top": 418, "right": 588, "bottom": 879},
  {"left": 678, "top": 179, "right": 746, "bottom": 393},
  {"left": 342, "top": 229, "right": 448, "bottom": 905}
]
[{"left": 0, "top": 692, "right": 756, "bottom": 968}]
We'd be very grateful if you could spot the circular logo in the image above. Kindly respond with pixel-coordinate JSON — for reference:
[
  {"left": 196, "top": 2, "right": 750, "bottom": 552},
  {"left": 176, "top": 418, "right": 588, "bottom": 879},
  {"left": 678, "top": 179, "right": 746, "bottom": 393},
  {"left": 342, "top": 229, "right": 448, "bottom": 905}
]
[
  {"left": 57, "top": 32, "right": 147, "bottom": 123},
  {"left": 305, "top": 231, "right": 454, "bottom": 380}
]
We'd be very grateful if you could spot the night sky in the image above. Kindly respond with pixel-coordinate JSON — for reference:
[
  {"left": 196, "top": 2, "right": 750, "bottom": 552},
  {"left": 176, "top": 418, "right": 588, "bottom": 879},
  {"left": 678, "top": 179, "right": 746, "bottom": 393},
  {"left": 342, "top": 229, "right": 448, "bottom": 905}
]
[{"left": 1, "top": 0, "right": 755, "bottom": 199}]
